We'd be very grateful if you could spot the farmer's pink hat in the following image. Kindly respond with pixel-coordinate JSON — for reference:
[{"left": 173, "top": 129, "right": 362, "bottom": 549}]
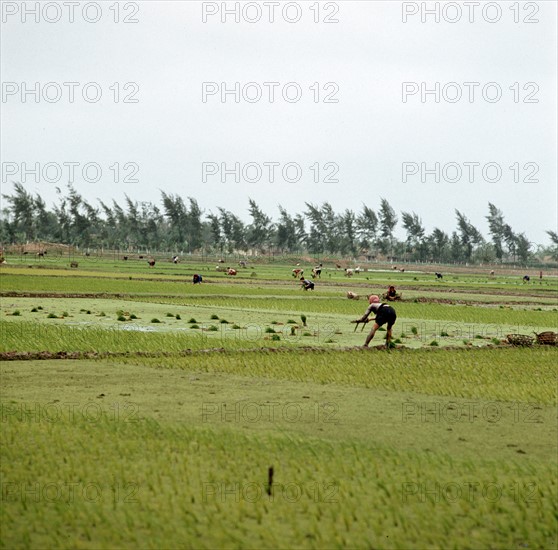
[{"left": 368, "top": 295, "right": 380, "bottom": 304}]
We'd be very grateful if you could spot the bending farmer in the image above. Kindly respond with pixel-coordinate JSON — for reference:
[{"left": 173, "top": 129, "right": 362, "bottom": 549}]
[
  {"left": 355, "top": 295, "right": 397, "bottom": 347},
  {"left": 300, "top": 277, "right": 315, "bottom": 291}
]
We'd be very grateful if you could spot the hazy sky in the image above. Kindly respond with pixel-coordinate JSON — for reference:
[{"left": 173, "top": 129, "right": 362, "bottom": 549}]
[{"left": 1, "top": 0, "right": 556, "bottom": 243}]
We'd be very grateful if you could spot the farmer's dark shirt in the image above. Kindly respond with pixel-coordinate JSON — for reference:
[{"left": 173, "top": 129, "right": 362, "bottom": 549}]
[{"left": 359, "top": 303, "right": 384, "bottom": 322}]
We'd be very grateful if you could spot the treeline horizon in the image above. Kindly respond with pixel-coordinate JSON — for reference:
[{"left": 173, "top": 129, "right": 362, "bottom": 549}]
[{"left": 2, "top": 183, "right": 557, "bottom": 265}]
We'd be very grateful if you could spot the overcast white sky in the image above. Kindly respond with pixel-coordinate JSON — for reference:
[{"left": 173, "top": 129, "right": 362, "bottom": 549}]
[{"left": 1, "top": 0, "right": 556, "bottom": 243}]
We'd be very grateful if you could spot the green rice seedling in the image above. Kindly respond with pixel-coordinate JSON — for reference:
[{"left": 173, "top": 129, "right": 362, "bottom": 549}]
[
  {"left": 175, "top": 314, "right": 181, "bottom": 320},
  {"left": 11, "top": 310, "right": 21, "bottom": 316},
  {"left": 86, "top": 310, "right": 91, "bottom": 314},
  {"left": 47, "top": 313, "right": 57, "bottom": 318},
  {"left": 207, "top": 325, "right": 218, "bottom": 331},
  {"left": 117, "top": 315, "right": 126, "bottom": 322},
  {"left": 190, "top": 324, "right": 200, "bottom": 329},
  {"left": 290, "top": 326, "right": 296, "bottom": 336},
  {"left": 440, "top": 331, "right": 449, "bottom": 337},
  {"left": 62, "top": 311, "right": 69, "bottom": 317},
  {"left": 130, "top": 314, "right": 138, "bottom": 319},
  {"left": 265, "top": 327, "right": 276, "bottom": 334},
  {"left": 400, "top": 333, "right": 407, "bottom": 338},
  {"left": 166, "top": 312, "right": 174, "bottom": 317},
  {"left": 189, "top": 318, "right": 197, "bottom": 324},
  {"left": 210, "top": 314, "right": 219, "bottom": 320},
  {"left": 232, "top": 324, "right": 241, "bottom": 329},
  {"left": 271, "top": 334, "right": 280, "bottom": 341},
  {"left": 301, "top": 314, "right": 307, "bottom": 326},
  {"left": 411, "top": 326, "right": 418, "bottom": 335},
  {"left": 429, "top": 340, "right": 439, "bottom": 346},
  {"left": 287, "top": 319, "right": 296, "bottom": 324},
  {"left": 2, "top": 346, "right": 557, "bottom": 548},
  {"left": 37, "top": 306, "right": 43, "bottom": 310},
  {"left": 31, "top": 308, "right": 38, "bottom": 312},
  {"left": 220, "top": 319, "right": 229, "bottom": 324},
  {"left": 324, "top": 338, "right": 335, "bottom": 343},
  {"left": 99, "top": 312, "right": 106, "bottom": 317},
  {"left": 151, "top": 318, "right": 161, "bottom": 323},
  {"left": 303, "top": 331, "right": 312, "bottom": 336},
  {"left": 271, "top": 321, "right": 278, "bottom": 325},
  {"left": 492, "top": 338, "right": 501, "bottom": 345}
]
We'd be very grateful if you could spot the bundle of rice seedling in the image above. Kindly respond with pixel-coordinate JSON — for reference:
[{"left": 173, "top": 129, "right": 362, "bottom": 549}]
[
  {"left": 506, "top": 334, "right": 534, "bottom": 346},
  {"left": 534, "top": 331, "right": 558, "bottom": 346}
]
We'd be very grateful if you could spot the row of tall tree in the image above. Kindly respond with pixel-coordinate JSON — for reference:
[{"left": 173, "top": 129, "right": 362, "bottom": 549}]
[{"left": 2, "top": 183, "right": 557, "bottom": 264}]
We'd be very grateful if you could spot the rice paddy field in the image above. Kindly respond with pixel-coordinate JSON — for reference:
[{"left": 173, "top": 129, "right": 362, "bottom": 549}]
[{"left": 1, "top": 254, "right": 557, "bottom": 549}]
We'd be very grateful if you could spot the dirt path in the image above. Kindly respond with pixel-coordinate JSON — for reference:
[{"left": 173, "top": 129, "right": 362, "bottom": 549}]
[{"left": 2, "top": 342, "right": 544, "bottom": 361}]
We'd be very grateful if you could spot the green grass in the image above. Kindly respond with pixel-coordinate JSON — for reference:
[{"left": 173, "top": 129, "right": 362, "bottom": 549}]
[
  {"left": 2, "top": 413, "right": 554, "bottom": 549},
  {"left": 114, "top": 347, "right": 557, "bottom": 405},
  {"left": 2, "top": 264, "right": 556, "bottom": 300},
  {"left": 1, "top": 356, "right": 556, "bottom": 549},
  {"left": 0, "top": 259, "right": 557, "bottom": 548},
  {"left": 0, "top": 321, "right": 287, "bottom": 354}
]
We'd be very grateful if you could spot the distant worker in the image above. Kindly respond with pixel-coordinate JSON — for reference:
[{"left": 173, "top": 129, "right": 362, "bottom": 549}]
[
  {"left": 300, "top": 277, "right": 315, "bottom": 291},
  {"left": 193, "top": 274, "right": 203, "bottom": 284},
  {"left": 385, "top": 285, "right": 398, "bottom": 301},
  {"left": 353, "top": 295, "right": 397, "bottom": 348}
]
